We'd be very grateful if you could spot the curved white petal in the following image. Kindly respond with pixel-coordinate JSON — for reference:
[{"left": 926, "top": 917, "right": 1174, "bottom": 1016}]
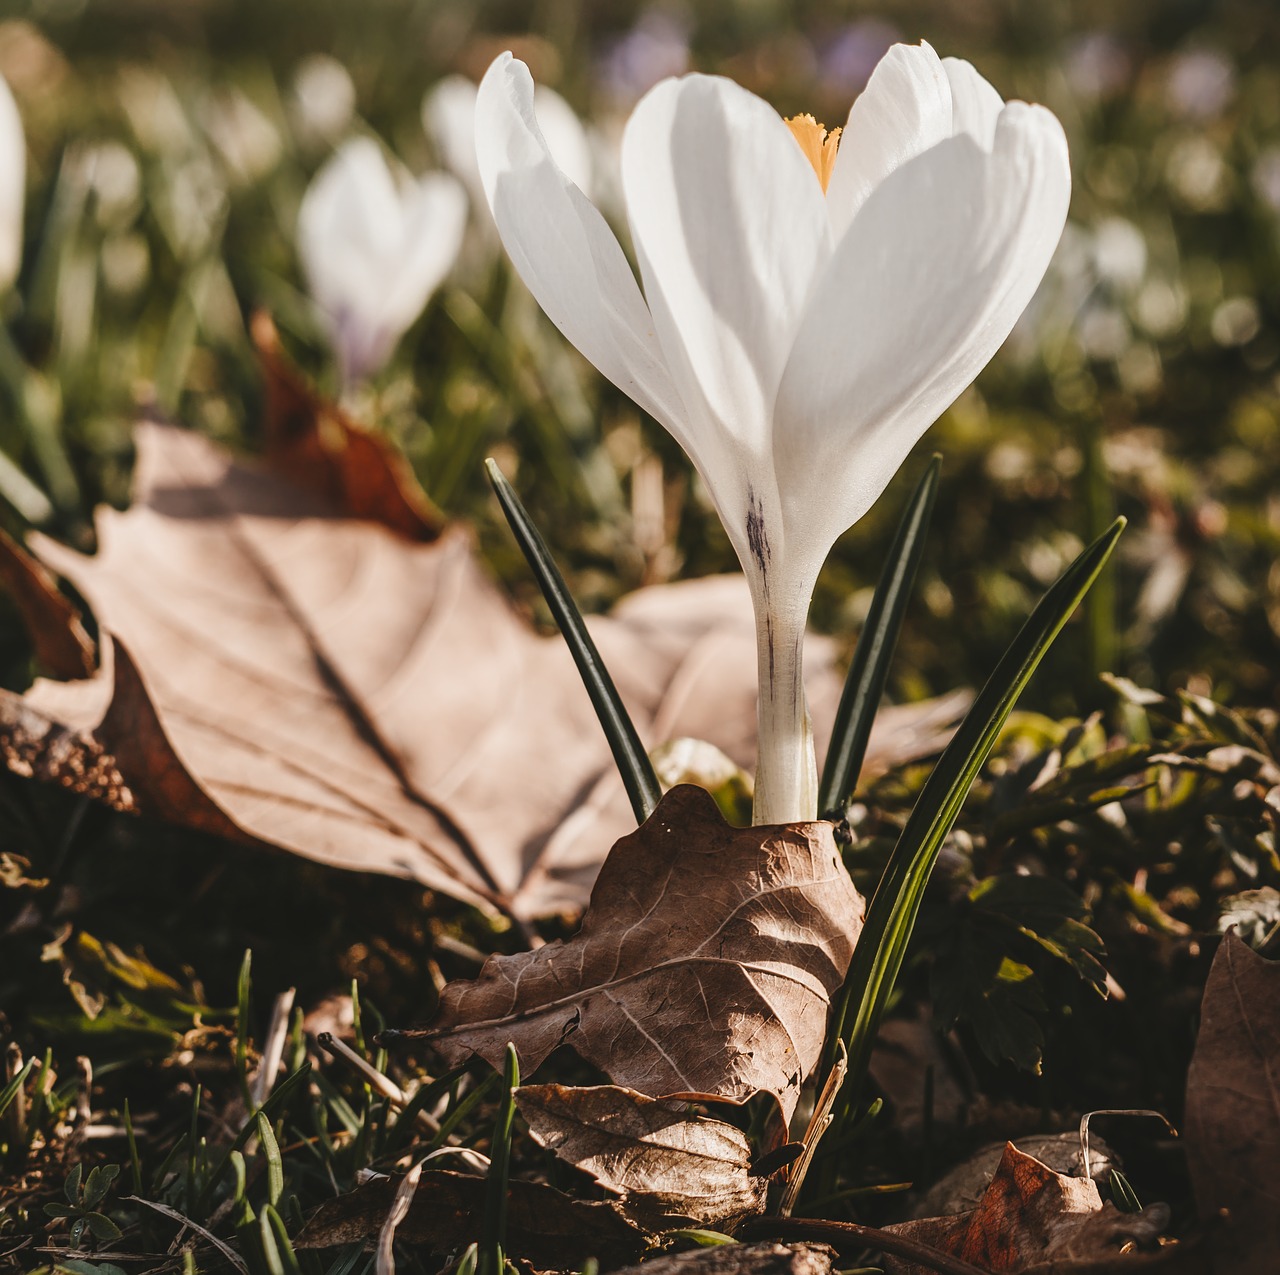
[
  {"left": 774, "top": 103, "right": 1071, "bottom": 560},
  {"left": 475, "top": 53, "right": 686, "bottom": 439},
  {"left": 426, "top": 75, "right": 595, "bottom": 208},
  {"left": 0, "top": 73, "right": 25, "bottom": 293},
  {"left": 621, "top": 73, "right": 831, "bottom": 481},
  {"left": 943, "top": 57, "right": 1004, "bottom": 149},
  {"left": 825, "top": 41, "right": 952, "bottom": 240}
]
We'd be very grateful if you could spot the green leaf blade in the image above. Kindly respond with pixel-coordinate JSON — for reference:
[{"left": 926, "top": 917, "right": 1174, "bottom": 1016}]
[
  {"left": 820, "top": 455, "right": 942, "bottom": 817},
  {"left": 828, "top": 516, "right": 1126, "bottom": 1100},
  {"left": 486, "top": 458, "right": 661, "bottom": 824}
]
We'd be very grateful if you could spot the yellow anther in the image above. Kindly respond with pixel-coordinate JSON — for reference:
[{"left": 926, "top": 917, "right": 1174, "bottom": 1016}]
[{"left": 785, "top": 114, "right": 842, "bottom": 193}]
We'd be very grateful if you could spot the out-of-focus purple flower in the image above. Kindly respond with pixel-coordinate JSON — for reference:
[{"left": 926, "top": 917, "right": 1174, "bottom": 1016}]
[
  {"left": 1064, "top": 32, "right": 1131, "bottom": 104},
  {"left": 597, "top": 10, "right": 691, "bottom": 108},
  {"left": 816, "top": 18, "right": 900, "bottom": 97},
  {"left": 1166, "top": 48, "right": 1235, "bottom": 121}
]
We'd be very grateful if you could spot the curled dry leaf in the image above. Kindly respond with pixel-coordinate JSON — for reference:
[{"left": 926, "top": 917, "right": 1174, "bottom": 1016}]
[
  {"left": 294, "top": 1168, "right": 648, "bottom": 1268},
  {"left": 883, "top": 1143, "right": 1169, "bottom": 1274},
  {"left": 417, "top": 785, "right": 863, "bottom": 1120},
  {"left": 516, "top": 1083, "right": 767, "bottom": 1231},
  {"left": 0, "top": 525, "right": 94, "bottom": 679},
  {"left": 0, "top": 419, "right": 962, "bottom": 920},
  {"left": 252, "top": 310, "right": 445, "bottom": 542},
  {"left": 609, "top": 1242, "right": 837, "bottom": 1275},
  {"left": 1184, "top": 931, "right": 1280, "bottom": 1271}
]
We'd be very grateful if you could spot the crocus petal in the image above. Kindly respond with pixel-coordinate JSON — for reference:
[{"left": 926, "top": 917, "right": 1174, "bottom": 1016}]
[
  {"left": 773, "top": 103, "right": 1070, "bottom": 560},
  {"left": 297, "top": 137, "right": 404, "bottom": 326},
  {"left": 825, "top": 41, "right": 952, "bottom": 240},
  {"left": 475, "top": 53, "right": 687, "bottom": 441},
  {"left": 298, "top": 137, "right": 464, "bottom": 383},
  {"left": 0, "top": 73, "right": 24, "bottom": 293},
  {"left": 621, "top": 73, "right": 831, "bottom": 481},
  {"left": 943, "top": 57, "right": 1004, "bottom": 148},
  {"left": 426, "top": 74, "right": 594, "bottom": 209}
]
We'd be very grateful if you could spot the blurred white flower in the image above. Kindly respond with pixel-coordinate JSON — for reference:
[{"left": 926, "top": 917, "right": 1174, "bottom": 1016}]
[
  {"left": 204, "top": 86, "right": 282, "bottom": 185},
  {"left": 1064, "top": 32, "right": 1131, "bottom": 104},
  {"left": 424, "top": 74, "right": 593, "bottom": 215},
  {"left": 297, "top": 136, "right": 466, "bottom": 388},
  {"left": 1166, "top": 48, "right": 1235, "bottom": 122},
  {"left": 1092, "top": 216, "right": 1146, "bottom": 291},
  {"left": 1166, "top": 134, "right": 1230, "bottom": 212},
  {"left": 476, "top": 43, "right": 1070, "bottom": 822},
  {"left": 0, "top": 71, "right": 24, "bottom": 294},
  {"left": 290, "top": 55, "right": 356, "bottom": 146},
  {"left": 1251, "top": 146, "right": 1280, "bottom": 213},
  {"left": 1135, "top": 278, "right": 1188, "bottom": 338},
  {"left": 1210, "top": 296, "right": 1260, "bottom": 347}
]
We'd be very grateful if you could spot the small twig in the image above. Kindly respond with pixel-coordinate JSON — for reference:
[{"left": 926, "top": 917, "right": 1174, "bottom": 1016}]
[
  {"left": 316, "top": 1032, "right": 444, "bottom": 1136},
  {"left": 778, "top": 1040, "right": 846, "bottom": 1216},
  {"left": 251, "top": 988, "right": 296, "bottom": 1108},
  {"left": 125, "top": 1197, "right": 250, "bottom": 1275},
  {"left": 377, "top": 1157, "right": 425, "bottom": 1275},
  {"left": 739, "top": 1216, "right": 992, "bottom": 1275}
]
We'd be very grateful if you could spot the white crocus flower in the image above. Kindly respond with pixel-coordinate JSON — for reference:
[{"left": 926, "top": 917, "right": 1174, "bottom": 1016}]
[
  {"left": 424, "top": 73, "right": 594, "bottom": 214},
  {"left": 0, "top": 72, "right": 24, "bottom": 294},
  {"left": 297, "top": 136, "right": 467, "bottom": 389},
  {"left": 476, "top": 43, "right": 1070, "bottom": 825}
]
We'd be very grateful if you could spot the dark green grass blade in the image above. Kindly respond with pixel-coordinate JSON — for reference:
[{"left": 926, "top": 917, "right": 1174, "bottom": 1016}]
[
  {"left": 481, "top": 1044, "right": 520, "bottom": 1275},
  {"left": 486, "top": 458, "right": 661, "bottom": 823},
  {"left": 819, "top": 455, "right": 942, "bottom": 817},
  {"left": 826, "top": 517, "right": 1126, "bottom": 1100}
]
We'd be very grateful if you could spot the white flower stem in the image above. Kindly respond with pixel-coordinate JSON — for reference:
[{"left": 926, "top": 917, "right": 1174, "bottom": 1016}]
[{"left": 751, "top": 584, "right": 818, "bottom": 825}]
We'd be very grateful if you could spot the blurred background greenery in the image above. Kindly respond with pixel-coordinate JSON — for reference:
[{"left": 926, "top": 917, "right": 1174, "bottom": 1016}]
[{"left": 2, "top": 0, "right": 1279, "bottom": 716}]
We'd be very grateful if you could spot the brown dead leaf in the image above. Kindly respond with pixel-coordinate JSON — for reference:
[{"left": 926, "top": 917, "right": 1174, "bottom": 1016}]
[
  {"left": 0, "top": 421, "right": 961, "bottom": 919},
  {"left": 252, "top": 310, "right": 444, "bottom": 542},
  {"left": 610, "top": 1242, "right": 837, "bottom": 1275},
  {"left": 417, "top": 785, "right": 862, "bottom": 1120},
  {"left": 1184, "top": 931, "right": 1280, "bottom": 1271},
  {"left": 516, "top": 1083, "right": 766, "bottom": 1231},
  {"left": 883, "top": 1143, "right": 1168, "bottom": 1274},
  {"left": 294, "top": 1168, "right": 647, "bottom": 1267},
  {"left": 0, "top": 525, "right": 94, "bottom": 679}
]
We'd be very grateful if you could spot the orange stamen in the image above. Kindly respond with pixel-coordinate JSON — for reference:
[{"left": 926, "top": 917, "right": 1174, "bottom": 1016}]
[{"left": 785, "top": 113, "right": 842, "bottom": 193}]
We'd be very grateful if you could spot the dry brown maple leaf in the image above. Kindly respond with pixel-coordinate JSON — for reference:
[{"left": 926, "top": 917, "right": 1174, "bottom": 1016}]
[
  {"left": 0, "top": 422, "right": 962, "bottom": 920},
  {"left": 883, "top": 1142, "right": 1169, "bottom": 1274},
  {"left": 1184, "top": 931, "right": 1280, "bottom": 1272},
  {"left": 516, "top": 1083, "right": 767, "bottom": 1232},
  {"left": 414, "top": 784, "right": 863, "bottom": 1120}
]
